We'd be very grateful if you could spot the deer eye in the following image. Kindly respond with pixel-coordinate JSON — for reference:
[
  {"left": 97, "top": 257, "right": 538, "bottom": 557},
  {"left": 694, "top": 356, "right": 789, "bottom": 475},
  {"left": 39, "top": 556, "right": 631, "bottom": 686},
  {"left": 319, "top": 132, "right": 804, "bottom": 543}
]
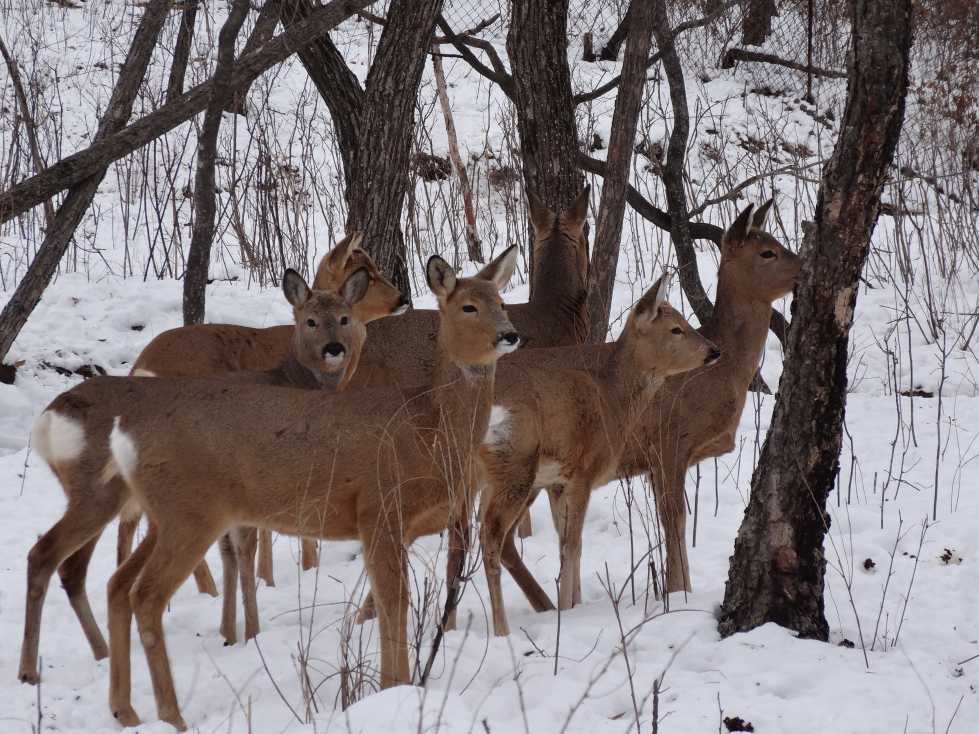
[
  {"left": 462, "top": 305, "right": 477, "bottom": 313},
  {"left": 671, "top": 327, "right": 683, "bottom": 335},
  {"left": 306, "top": 319, "right": 316, "bottom": 328},
  {"left": 760, "top": 250, "right": 776, "bottom": 259},
  {"left": 340, "top": 316, "right": 349, "bottom": 325}
]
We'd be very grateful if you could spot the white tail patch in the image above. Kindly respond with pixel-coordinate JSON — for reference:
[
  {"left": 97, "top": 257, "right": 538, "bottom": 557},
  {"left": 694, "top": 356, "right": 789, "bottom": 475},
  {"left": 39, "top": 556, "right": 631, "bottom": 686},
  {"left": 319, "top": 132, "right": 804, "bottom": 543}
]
[
  {"left": 32, "top": 411, "right": 85, "bottom": 464},
  {"left": 131, "top": 368, "right": 157, "bottom": 377},
  {"left": 109, "top": 417, "right": 139, "bottom": 484},
  {"left": 483, "top": 406, "right": 511, "bottom": 445}
]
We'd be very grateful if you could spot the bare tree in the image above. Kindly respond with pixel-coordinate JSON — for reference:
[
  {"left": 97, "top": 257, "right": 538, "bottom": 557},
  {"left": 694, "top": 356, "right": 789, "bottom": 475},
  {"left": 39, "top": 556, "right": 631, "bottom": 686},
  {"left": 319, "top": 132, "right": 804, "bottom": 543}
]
[
  {"left": 586, "top": 0, "right": 655, "bottom": 340},
  {"left": 741, "top": 0, "right": 778, "bottom": 46},
  {"left": 718, "top": 0, "right": 913, "bottom": 639},
  {"left": 183, "top": 0, "right": 251, "bottom": 326},
  {"left": 0, "top": 0, "right": 171, "bottom": 362}
]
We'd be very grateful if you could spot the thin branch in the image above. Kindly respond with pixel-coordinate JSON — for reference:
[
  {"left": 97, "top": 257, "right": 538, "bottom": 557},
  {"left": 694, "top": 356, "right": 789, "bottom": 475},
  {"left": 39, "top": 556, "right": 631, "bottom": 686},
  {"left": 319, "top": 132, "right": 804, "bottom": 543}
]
[
  {"left": 434, "top": 15, "right": 513, "bottom": 96},
  {"left": 432, "top": 14, "right": 499, "bottom": 43},
  {"left": 688, "top": 159, "right": 826, "bottom": 218},
  {"left": 722, "top": 47, "right": 847, "bottom": 79}
]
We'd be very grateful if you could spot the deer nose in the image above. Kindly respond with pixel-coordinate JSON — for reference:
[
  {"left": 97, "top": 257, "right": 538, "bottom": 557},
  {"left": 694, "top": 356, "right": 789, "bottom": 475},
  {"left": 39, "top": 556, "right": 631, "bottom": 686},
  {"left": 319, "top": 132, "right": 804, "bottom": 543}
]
[
  {"left": 323, "top": 342, "right": 346, "bottom": 359},
  {"left": 704, "top": 348, "right": 721, "bottom": 365},
  {"left": 496, "top": 331, "right": 520, "bottom": 353},
  {"left": 394, "top": 294, "right": 411, "bottom": 315}
]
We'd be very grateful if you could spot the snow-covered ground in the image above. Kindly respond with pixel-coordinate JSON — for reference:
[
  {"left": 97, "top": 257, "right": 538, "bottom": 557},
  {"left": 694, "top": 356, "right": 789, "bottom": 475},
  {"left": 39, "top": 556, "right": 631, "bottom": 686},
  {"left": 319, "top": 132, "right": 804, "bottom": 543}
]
[{"left": 2, "top": 1, "right": 978, "bottom": 732}]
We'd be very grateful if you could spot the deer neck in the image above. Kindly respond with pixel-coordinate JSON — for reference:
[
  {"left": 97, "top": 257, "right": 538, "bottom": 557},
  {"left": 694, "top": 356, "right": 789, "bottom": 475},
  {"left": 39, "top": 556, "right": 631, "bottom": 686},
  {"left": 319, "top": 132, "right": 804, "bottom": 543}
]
[
  {"left": 432, "top": 335, "right": 497, "bottom": 465},
  {"left": 603, "top": 335, "right": 664, "bottom": 435},
  {"left": 529, "top": 248, "right": 588, "bottom": 343},
  {"left": 706, "top": 273, "right": 774, "bottom": 384},
  {"left": 274, "top": 353, "right": 343, "bottom": 391}
]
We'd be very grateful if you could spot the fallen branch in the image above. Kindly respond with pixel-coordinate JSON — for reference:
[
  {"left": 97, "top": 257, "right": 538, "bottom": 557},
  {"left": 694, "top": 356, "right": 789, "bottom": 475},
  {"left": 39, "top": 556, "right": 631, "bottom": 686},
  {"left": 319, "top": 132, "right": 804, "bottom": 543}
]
[{"left": 721, "top": 47, "right": 847, "bottom": 79}]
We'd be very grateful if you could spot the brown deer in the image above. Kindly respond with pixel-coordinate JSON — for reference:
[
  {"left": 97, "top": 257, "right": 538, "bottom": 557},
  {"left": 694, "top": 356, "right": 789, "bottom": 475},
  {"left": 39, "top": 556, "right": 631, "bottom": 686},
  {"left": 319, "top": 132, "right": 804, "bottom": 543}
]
[
  {"left": 513, "top": 201, "right": 801, "bottom": 599},
  {"left": 90, "top": 248, "right": 518, "bottom": 730},
  {"left": 18, "top": 262, "right": 393, "bottom": 685},
  {"left": 479, "top": 275, "right": 720, "bottom": 635}
]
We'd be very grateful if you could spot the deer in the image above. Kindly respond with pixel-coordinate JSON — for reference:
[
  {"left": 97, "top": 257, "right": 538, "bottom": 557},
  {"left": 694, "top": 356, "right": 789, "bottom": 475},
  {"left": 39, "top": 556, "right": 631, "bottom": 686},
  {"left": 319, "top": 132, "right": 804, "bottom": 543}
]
[
  {"left": 121, "top": 232, "right": 405, "bottom": 587},
  {"left": 509, "top": 200, "right": 801, "bottom": 602},
  {"left": 479, "top": 274, "right": 720, "bottom": 635},
  {"left": 17, "top": 256, "right": 398, "bottom": 685},
  {"left": 76, "top": 247, "right": 520, "bottom": 730}
]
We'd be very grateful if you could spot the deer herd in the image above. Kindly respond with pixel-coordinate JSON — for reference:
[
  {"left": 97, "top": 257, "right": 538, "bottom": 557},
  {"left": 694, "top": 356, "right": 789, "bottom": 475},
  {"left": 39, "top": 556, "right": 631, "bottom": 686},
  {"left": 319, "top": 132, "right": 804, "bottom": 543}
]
[{"left": 16, "top": 187, "right": 800, "bottom": 731}]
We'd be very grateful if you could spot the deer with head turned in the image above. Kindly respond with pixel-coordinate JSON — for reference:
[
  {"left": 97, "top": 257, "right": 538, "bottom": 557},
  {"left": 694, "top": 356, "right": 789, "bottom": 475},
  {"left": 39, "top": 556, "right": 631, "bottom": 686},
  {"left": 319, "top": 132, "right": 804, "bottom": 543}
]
[
  {"left": 83, "top": 248, "right": 519, "bottom": 730},
  {"left": 511, "top": 201, "right": 801, "bottom": 602},
  {"left": 479, "top": 274, "right": 720, "bottom": 635},
  {"left": 17, "top": 260, "right": 394, "bottom": 686}
]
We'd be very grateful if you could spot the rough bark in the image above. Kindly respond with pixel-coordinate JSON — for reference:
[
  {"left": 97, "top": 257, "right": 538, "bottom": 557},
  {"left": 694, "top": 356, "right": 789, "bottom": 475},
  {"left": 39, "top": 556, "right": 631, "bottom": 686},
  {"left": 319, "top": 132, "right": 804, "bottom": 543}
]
[
  {"left": 718, "top": 0, "right": 912, "bottom": 639},
  {"left": 585, "top": 0, "right": 655, "bottom": 340},
  {"left": 182, "top": 0, "right": 250, "bottom": 326},
  {"left": 651, "top": 0, "right": 714, "bottom": 327},
  {"left": 0, "top": 0, "right": 377, "bottom": 225},
  {"left": 599, "top": 7, "right": 631, "bottom": 61},
  {"left": 741, "top": 0, "right": 777, "bottom": 46},
  {"left": 506, "top": 0, "right": 584, "bottom": 292},
  {"left": 280, "top": 0, "right": 365, "bottom": 184},
  {"left": 345, "top": 0, "right": 443, "bottom": 297},
  {"left": 226, "top": 0, "right": 284, "bottom": 114},
  {"left": 166, "top": 0, "right": 200, "bottom": 102},
  {"left": 0, "top": 0, "right": 170, "bottom": 362}
]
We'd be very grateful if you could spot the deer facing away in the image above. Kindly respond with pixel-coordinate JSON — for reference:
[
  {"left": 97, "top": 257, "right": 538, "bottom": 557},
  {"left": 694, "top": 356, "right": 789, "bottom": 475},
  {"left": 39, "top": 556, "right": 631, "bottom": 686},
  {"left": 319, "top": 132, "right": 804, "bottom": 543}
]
[
  {"left": 89, "top": 247, "right": 518, "bottom": 730},
  {"left": 479, "top": 274, "right": 720, "bottom": 635},
  {"left": 18, "top": 254, "right": 396, "bottom": 686}
]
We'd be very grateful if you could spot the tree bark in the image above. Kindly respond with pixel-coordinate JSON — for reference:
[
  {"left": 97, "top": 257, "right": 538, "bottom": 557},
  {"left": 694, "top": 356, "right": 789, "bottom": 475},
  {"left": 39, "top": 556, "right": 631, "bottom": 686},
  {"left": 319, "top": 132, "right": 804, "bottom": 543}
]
[
  {"left": 166, "top": 0, "right": 200, "bottom": 102},
  {"left": 718, "top": 0, "right": 912, "bottom": 639},
  {"left": 599, "top": 6, "right": 631, "bottom": 61},
  {"left": 0, "top": 0, "right": 377, "bottom": 226},
  {"left": 506, "top": 0, "right": 584, "bottom": 275},
  {"left": 226, "top": 0, "right": 284, "bottom": 115},
  {"left": 651, "top": 0, "right": 714, "bottom": 327},
  {"left": 0, "top": 0, "right": 170, "bottom": 362},
  {"left": 345, "top": 0, "right": 443, "bottom": 297},
  {"left": 182, "top": 0, "right": 251, "bottom": 326},
  {"left": 585, "top": 0, "right": 655, "bottom": 340},
  {"left": 741, "top": 0, "right": 777, "bottom": 46}
]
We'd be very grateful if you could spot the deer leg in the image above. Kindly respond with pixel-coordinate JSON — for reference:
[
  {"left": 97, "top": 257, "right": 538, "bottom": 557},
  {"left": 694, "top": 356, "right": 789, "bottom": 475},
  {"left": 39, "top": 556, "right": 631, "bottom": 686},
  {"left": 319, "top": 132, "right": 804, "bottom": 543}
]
[
  {"left": 232, "top": 527, "right": 261, "bottom": 642},
  {"left": 355, "top": 590, "right": 377, "bottom": 623},
  {"left": 191, "top": 559, "right": 218, "bottom": 597},
  {"left": 108, "top": 525, "right": 157, "bottom": 728},
  {"left": 481, "top": 461, "right": 537, "bottom": 636},
  {"left": 257, "top": 529, "right": 275, "bottom": 587},
  {"left": 557, "top": 480, "right": 591, "bottom": 611},
  {"left": 130, "top": 526, "right": 218, "bottom": 732},
  {"left": 116, "top": 514, "right": 139, "bottom": 565},
  {"left": 501, "top": 526, "right": 555, "bottom": 613},
  {"left": 218, "top": 533, "right": 238, "bottom": 645},
  {"left": 546, "top": 484, "right": 568, "bottom": 540},
  {"left": 444, "top": 509, "right": 473, "bottom": 632},
  {"left": 651, "top": 461, "right": 693, "bottom": 594},
  {"left": 362, "top": 524, "right": 409, "bottom": 688},
  {"left": 58, "top": 535, "right": 108, "bottom": 660},
  {"left": 300, "top": 537, "right": 319, "bottom": 571},
  {"left": 516, "top": 510, "right": 533, "bottom": 539}
]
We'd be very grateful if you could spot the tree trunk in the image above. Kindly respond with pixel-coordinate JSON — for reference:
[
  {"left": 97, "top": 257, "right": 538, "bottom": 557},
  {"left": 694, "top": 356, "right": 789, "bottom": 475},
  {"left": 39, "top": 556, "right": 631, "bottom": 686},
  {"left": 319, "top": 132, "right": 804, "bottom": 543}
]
[
  {"left": 182, "top": 0, "right": 251, "bottom": 326},
  {"left": 585, "top": 0, "right": 655, "bottom": 340},
  {"left": 166, "top": 0, "right": 200, "bottom": 102},
  {"left": 599, "top": 6, "right": 631, "bottom": 61},
  {"left": 742, "top": 0, "right": 777, "bottom": 46},
  {"left": 718, "top": 0, "right": 912, "bottom": 639},
  {"left": 0, "top": 0, "right": 170, "bottom": 362},
  {"left": 0, "top": 0, "right": 376, "bottom": 226},
  {"left": 345, "top": 0, "right": 443, "bottom": 297},
  {"left": 651, "top": 0, "right": 714, "bottom": 327},
  {"left": 506, "top": 0, "right": 585, "bottom": 292},
  {"left": 226, "top": 0, "right": 283, "bottom": 115}
]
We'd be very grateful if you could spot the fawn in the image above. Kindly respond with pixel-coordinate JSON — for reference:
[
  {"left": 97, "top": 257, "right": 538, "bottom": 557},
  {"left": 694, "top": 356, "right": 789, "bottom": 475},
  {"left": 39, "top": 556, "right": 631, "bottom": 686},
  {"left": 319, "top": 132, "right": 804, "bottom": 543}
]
[
  {"left": 18, "top": 259, "right": 393, "bottom": 685},
  {"left": 90, "top": 247, "right": 518, "bottom": 729},
  {"left": 479, "top": 274, "right": 719, "bottom": 635}
]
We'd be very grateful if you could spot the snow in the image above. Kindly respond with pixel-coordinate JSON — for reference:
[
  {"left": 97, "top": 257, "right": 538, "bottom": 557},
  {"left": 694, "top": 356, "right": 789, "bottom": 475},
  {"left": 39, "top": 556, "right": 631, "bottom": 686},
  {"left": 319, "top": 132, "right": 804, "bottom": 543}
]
[{"left": 1, "top": 1, "right": 978, "bottom": 732}]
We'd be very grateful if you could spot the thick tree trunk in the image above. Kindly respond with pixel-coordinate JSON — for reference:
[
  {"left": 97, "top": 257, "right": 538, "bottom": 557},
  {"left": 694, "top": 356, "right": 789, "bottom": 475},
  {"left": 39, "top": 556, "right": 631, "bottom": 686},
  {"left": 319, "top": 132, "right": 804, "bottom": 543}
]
[
  {"left": 742, "top": 0, "right": 777, "bottom": 46},
  {"left": 506, "top": 0, "right": 585, "bottom": 292},
  {"left": 182, "top": 0, "right": 251, "bottom": 326},
  {"left": 599, "top": 6, "right": 631, "bottom": 61},
  {"left": 0, "top": 0, "right": 376, "bottom": 226},
  {"left": 0, "top": 0, "right": 170, "bottom": 362},
  {"left": 718, "top": 0, "right": 912, "bottom": 639},
  {"left": 585, "top": 0, "right": 655, "bottom": 340},
  {"left": 345, "top": 0, "right": 442, "bottom": 297},
  {"left": 651, "top": 0, "right": 714, "bottom": 326}
]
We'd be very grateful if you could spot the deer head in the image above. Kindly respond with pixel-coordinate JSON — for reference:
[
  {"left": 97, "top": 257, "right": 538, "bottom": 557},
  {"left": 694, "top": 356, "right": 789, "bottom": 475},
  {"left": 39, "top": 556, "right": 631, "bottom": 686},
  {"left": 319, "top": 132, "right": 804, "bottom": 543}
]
[
  {"left": 527, "top": 186, "right": 591, "bottom": 290},
  {"left": 426, "top": 246, "right": 520, "bottom": 368},
  {"left": 311, "top": 232, "right": 409, "bottom": 321},
  {"left": 719, "top": 200, "right": 801, "bottom": 303}
]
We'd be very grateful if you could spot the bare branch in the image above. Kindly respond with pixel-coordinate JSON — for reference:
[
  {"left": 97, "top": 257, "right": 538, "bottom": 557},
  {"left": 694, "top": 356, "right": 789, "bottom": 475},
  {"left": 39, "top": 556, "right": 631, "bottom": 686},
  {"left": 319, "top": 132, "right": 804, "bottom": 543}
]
[
  {"left": 434, "top": 15, "right": 513, "bottom": 96},
  {"left": 687, "top": 159, "right": 826, "bottom": 218},
  {"left": 721, "top": 47, "right": 847, "bottom": 79}
]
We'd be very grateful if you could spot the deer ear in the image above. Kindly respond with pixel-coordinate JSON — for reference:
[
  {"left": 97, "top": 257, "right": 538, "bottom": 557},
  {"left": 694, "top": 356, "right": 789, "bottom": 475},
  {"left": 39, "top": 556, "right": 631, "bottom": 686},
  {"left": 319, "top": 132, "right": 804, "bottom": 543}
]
[
  {"left": 527, "top": 189, "right": 556, "bottom": 234},
  {"left": 426, "top": 255, "right": 457, "bottom": 300},
  {"left": 635, "top": 272, "right": 670, "bottom": 321},
  {"left": 341, "top": 267, "right": 370, "bottom": 306},
  {"left": 313, "top": 232, "right": 360, "bottom": 289},
  {"left": 751, "top": 199, "right": 774, "bottom": 232},
  {"left": 563, "top": 185, "right": 590, "bottom": 228},
  {"left": 723, "top": 203, "right": 755, "bottom": 251},
  {"left": 282, "top": 269, "right": 312, "bottom": 308},
  {"left": 476, "top": 244, "right": 518, "bottom": 290}
]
